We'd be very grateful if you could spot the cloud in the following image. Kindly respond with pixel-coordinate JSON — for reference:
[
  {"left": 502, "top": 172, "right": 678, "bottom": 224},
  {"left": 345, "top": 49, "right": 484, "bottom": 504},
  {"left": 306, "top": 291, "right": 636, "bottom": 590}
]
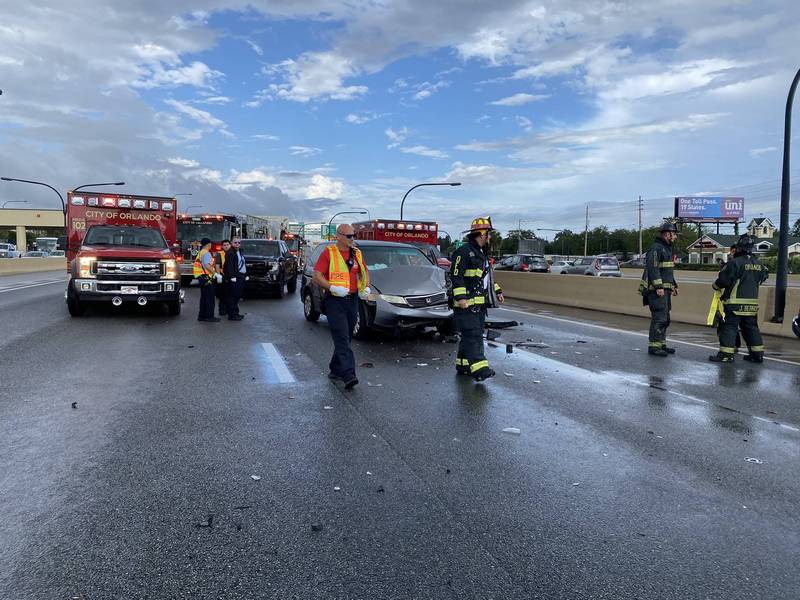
[
  {"left": 246, "top": 40, "right": 264, "bottom": 56},
  {"left": 167, "top": 157, "right": 200, "bottom": 168},
  {"left": 196, "top": 96, "right": 231, "bottom": 105},
  {"left": 385, "top": 126, "right": 409, "bottom": 148},
  {"left": 413, "top": 80, "right": 450, "bottom": 101},
  {"left": 289, "top": 145, "right": 322, "bottom": 157},
  {"left": 490, "top": 93, "right": 549, "bottom": 106},
  {"left": 345, "top": 112, "right": 386, "bottom": 124},
  {"left": 262, "top": 51, "right": 368, "bottom": 103},
  {"left": 164, "top": 99, "right": 228, "bottom": 134},
  {"left": 305, "top": 173, "right": 344, "bottom": 199},
  {"left": 251, "top": 133, "right": 280, "bottom": 141},
  {"left": 400, "top": 145, "right": 449, "bottom": 159},
  {"left": 750, "top": 146, "right": 778, "bottom": 158},
  {"left": 132, "top": 60, "right": 223, "bottom": 90},
  {"left": 225, "top": 169, "right": 276, "bottom": 189}
]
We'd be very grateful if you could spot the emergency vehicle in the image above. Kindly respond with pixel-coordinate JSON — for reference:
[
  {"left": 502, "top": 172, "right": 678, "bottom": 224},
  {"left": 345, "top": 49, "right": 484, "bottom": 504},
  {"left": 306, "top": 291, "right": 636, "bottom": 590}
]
[
  {"left": 352, "top": 219, "right": 449, "bottom": 268},
  {"left": 62, "top": 191, "right": 181, "bottom": 317}
]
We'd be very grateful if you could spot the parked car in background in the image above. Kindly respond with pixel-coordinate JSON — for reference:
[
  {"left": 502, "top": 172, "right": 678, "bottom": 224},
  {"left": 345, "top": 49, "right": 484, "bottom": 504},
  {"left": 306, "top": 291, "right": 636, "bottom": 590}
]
[
  {"left": 564, "top": 256, "right": 622, "bottom": 277},
  {"left": 495, "top": 254, "right": 550, "bottom": 272},
  {"left": 0, "top": 243, "right": 22, "bottom": 258},
  {"left": 49, "top": 250, "right": 66, "bottom": 257},
  {"left": 300, "top": 240, "right": 453, "bottom": 338},
  {"left": 23, "top": 251, "right": 48, "bottom": 258},
  {"left": 620, "top": 258, "right": 645, "bottom": 268},
  {"left": 549, "top": 260, "right": 573, "bottom": 274},
  {"left": 239, "top": 239, "right": 298, "bottom": 297}
]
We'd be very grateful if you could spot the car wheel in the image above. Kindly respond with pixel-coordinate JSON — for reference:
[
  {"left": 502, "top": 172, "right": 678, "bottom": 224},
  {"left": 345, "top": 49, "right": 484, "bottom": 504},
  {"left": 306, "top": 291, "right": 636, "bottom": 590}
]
[
  {"left": 67, "top": 287, "right": 85, "bottom": 317},
  {"left": 181, "top": 276, "right": 193, "bottom": 287},
  {"left": 166, "top": 300, "right": 181, "bottom": 316},
  {"left": 436, "top": 318, "right": 456, "bottom": 336},
  {"left": 274, "top": 276, "right": 285, "bottom": 298},
  {"left": 287, "top": 273, "right": 298, "bottom": 294},
  {"left": 303, "top": 290, "right": 320, "bottom": 322},
  {"left": 352, "top": 301, "right": 371, "bottom": 340}
]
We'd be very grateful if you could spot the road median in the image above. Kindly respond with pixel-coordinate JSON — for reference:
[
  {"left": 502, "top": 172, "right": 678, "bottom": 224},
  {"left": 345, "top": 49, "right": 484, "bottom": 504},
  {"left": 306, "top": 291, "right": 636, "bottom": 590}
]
[
  {"left": 0, "top": 257, "right": 66, "bottom": 276},
  {"left": 495, "top": 271, "right": 799, "bottom": 339}
]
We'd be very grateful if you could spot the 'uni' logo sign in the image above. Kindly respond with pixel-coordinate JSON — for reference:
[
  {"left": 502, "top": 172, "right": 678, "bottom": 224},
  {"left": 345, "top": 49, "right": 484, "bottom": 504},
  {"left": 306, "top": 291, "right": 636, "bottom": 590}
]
[{"left": 724, "top": 198, "right": 743, "bottom": 212}]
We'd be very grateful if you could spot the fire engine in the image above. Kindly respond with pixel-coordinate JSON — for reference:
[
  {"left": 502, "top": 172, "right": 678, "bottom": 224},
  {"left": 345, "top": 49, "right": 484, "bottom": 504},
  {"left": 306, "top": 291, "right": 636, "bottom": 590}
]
[
  {"left": 352, "top": 219, "right": 450, "bottom": 268},
  {"left": 61, "top": 191, "right": 181, "bottom": 317}
]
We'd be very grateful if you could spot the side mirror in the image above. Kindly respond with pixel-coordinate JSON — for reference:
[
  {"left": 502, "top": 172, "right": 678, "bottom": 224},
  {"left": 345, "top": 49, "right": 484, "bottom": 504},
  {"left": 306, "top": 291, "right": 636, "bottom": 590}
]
[{"left": 57, "top": 236, "right": 67, "bottom": 251}]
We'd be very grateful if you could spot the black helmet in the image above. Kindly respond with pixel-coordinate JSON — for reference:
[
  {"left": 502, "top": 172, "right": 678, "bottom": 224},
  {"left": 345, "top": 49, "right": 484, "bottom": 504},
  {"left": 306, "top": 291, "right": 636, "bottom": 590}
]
[
  {"left": 736, "top": 234, "right": 755, "bottom": 253},
  {"left": 792, "top": 315, "right": 800, "bottom": 339},
  {"left": 660, "top": 221, "right": 678, "bottom": 233}
]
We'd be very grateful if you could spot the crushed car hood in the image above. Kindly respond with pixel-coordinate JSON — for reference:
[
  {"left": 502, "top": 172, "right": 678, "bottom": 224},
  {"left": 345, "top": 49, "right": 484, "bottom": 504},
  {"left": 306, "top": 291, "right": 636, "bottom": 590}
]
[{"left": 369, "top": 265, "right": 446, "bottom": 296}]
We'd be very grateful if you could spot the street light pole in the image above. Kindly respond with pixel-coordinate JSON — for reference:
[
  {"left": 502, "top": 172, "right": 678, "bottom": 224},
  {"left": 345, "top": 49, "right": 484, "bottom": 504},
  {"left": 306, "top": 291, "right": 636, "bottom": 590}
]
[
  {"left": 1, "top": 177, "right": 66, "bottom": 216},
  {"left": 1, "top": 200, "right": 28, "bottom": 209},
  {"left": 772, "top": 66, "right": 800, "bottom": 323},
  {"left": 399, "top": 182, "right": 461, "bottom": 220},
  {"left": 184, "top": 204, "right": 204, "bottom": 214},
  {"left": 71, "top": 181, "right": 125, "bottom": 194},
  {"left": 350, "top": 206, "right": 371, "bottom": 221},
  {"left": 328, "top": 211, "right": 367, "bottom": 240}
]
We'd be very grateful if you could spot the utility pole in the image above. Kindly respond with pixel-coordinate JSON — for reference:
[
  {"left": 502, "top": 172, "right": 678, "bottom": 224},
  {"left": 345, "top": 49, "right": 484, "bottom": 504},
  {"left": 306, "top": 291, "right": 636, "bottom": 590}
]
[
  {"left": 638, "top": 195, "right": 643, "bottom": 258},
  {"left": 583, "top": 204, "right": 589, "bottom": 256}
]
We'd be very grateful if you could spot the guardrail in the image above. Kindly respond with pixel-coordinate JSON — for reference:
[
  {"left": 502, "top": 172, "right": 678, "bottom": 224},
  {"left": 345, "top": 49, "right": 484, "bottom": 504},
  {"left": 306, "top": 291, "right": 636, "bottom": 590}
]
[
  {"left": 0, "top": 257, "right": 67, "bottom": 276},
  {"left": 494, "top": 271, "right": 799, "bottom": 339}
]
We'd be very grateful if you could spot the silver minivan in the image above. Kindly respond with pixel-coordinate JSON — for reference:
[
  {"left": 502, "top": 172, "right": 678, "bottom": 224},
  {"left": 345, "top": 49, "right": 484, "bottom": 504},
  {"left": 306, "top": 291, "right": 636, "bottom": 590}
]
[{"left": 564, "top": 256, "right": 622, "bottom": 277}]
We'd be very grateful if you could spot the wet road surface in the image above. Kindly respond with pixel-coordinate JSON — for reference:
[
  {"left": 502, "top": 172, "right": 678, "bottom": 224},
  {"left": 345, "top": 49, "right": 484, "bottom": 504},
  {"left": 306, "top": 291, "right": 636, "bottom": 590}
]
[{"left": 1, "top": 277, "right": 798, "bottom": 599}]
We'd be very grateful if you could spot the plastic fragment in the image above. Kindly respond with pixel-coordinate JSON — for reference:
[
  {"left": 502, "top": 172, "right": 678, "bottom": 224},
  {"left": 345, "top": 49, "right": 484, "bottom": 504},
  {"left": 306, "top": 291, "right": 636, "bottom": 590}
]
[
  {"left": 504, "top": 372, "right": 514, "bottom": 377},
  {"left": 366, "top": 471, "right": 373, "bottom": 476},
  {"left": 744, "top": 457, "right": 763, "bottom": 464},
  {"left": 250, "top": 475, "right": 261, "bottom": 481},
  {"left": 572, "top": 482, "right": 580, "bottom": 487},
  {"left": 360, "top": 362, "right": 374, "bottom": 368},
  {"left": 367, "top": 382, "right": 383, "bottom": 387},
  {"left": 502, "top": 427, "right": 521, "bottom": 435},
  {"left": 324, "top": 405, "right": 333, "bottom": 410},
  {"left": 71, "top": 402, "right": 78, "bottom": 409},
  {"left": 533, "top": 380, "right": 541, "bottom": 384},
  {"left": 333, "top": 486, "right": 341, "bottom": 491},
  {"left": 416, "top": 363, "right": 428, "bottom": 367}
]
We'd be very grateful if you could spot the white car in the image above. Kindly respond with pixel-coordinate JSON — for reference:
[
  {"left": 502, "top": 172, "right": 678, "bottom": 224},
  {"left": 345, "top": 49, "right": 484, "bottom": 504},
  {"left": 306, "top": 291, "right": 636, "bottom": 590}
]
[
  {"left": 550, "top": 260, "right": 572, "bottom": 274},
  {"left": 0, "top": 243, "right": 22, "bottom": 258}
]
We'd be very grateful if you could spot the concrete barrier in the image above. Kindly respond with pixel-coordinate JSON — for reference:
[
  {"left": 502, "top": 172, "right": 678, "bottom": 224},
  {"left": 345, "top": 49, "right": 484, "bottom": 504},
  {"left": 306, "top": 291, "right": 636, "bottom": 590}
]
[
  {"left": 495, "top": 271, "right": 800, "bottom": 339},
  {"left": 0, "top": 257, "right": 66, "bottom": 276}
]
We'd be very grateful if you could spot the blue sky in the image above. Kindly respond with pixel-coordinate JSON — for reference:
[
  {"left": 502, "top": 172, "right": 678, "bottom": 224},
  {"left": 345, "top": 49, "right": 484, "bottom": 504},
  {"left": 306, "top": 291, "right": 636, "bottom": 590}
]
[{"left": 2, "top": 1, "right": 800, "bottom": 236}]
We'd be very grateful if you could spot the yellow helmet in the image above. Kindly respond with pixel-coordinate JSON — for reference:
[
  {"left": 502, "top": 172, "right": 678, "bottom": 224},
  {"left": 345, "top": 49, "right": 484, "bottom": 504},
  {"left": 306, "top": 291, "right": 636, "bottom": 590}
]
[{"left": 463, "top": 216, "right": 494, "bottom": 234}]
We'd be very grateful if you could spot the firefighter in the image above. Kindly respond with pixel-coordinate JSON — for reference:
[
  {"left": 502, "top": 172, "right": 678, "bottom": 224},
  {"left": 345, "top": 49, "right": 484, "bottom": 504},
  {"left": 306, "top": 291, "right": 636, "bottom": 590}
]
[
  {"left": 194, "top": 237, "right": 220, "bottom": 322},
  {"left": 450, "top": 216, "right": 504, "bottom": 382},
  {"left": 640, "top": 222, "right": 679, "bottom": 356},
  {"left": 709, "top": 234, "right": 768, "bottom": 363},
  {"left": 215, "top": 239, "right": 230, "bottom": 317}
]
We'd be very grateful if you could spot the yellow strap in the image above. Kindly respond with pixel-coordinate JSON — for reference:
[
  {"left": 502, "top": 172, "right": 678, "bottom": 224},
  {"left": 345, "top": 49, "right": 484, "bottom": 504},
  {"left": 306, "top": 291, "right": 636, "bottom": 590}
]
[
  {"left": 470, "top": 360, "right": 489, "bottom": 372},
  {"left": 706, "top": 290, "right": 723, "bottom": 326}
]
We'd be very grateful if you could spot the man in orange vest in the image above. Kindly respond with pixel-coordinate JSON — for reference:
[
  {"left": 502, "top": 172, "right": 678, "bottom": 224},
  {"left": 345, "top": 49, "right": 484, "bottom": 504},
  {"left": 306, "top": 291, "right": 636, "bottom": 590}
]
[
  {"left": 313, "top": 223, "right": 371, "bottom": 389},
  {"left": 193, "top": 237, "right": 221, "bottom": 322}
]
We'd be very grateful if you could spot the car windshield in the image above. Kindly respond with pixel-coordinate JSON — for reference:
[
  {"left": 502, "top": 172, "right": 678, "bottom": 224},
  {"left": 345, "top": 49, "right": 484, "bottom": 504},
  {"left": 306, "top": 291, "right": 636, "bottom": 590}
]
[
  {"left": 239, "top": 240, "right": 280, "bottom": 257},
  {"left": 83, "top": 226, "right": 167, "bottom": 248},
  {"left": 599, "top": 258, "right": 619, "bottom": 266},
  {"left": 0, "top": 244, "right": 10, "bottom": 250},
  {"left": 360, "top": 245, "right": 431, "bottom": 270}
]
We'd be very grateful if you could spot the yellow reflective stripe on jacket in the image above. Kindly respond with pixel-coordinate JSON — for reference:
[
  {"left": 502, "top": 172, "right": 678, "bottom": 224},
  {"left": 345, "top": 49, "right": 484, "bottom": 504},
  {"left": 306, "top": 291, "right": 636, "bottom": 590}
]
[
  {"left": 454, "top": 296, "right": 487, "bottom": 307},
  {"left": 193, "top": 248, "right": 215, "bottom": 278},
  {"left": 453, "top": 286, "right": 468, "bottom": 296},
  {"left": 658, "top": 261, "right": 674, "bottom": 268},
  {"left": 463, "top": 268, "right": 483, "bottom": 277},
  {"left": 719, "top": 346, "right": 736, "bottom": 354},
  {"left": 493, "top": 283, "right": 502, "bottom": 293},
  {"left": 651, "top": 278, "right": 663, "bottom": 286},
  {"left": 749, "top": 345, "right": 765, "bottom": 352}
]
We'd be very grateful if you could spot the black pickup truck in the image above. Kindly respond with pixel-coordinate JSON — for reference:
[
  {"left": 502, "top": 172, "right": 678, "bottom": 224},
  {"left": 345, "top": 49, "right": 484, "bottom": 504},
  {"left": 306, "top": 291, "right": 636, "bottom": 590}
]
[{"left": 238, "top": 239, "right": 298, "bottom": 297}]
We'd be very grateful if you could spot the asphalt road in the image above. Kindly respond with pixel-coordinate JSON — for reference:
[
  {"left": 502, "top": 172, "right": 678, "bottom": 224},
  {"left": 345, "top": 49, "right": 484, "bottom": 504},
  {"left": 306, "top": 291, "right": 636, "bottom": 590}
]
[{"left": 1, "top": 272, "right": 798, "bottom": 599}]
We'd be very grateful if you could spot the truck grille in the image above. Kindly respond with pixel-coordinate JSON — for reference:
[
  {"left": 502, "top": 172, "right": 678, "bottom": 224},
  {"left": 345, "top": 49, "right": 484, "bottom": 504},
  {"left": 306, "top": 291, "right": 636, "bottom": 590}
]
[
  {"left": 96, "top": 282, "right": 162, "bottom": 292},
  {"left": 245, "top": 260, "right": 274, "bottom": 277},
  {"left": 405, "top": 292, "right": 447, "bottom": 308},
  {"left": 95, "top": 261, "right": 162, "bottom": 280}
]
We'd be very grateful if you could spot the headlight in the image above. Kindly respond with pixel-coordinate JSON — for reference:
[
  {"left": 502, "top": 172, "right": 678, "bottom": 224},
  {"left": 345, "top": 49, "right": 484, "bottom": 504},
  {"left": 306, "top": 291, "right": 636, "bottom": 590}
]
[
  {"left": 79, "top": 256, "right": 96, "bottom": 278},
  {"left": 161, "top": 258, "right": 178, "bottom": 279},
  {"left": 380, "top": 294, "right": 408, "bottom": 306}
]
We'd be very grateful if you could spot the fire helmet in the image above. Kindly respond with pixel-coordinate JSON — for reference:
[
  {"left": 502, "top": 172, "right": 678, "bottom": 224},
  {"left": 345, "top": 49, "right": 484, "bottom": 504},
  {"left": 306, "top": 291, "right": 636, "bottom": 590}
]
[
  {"left": 660, "top": 221, "right": 678, "bottom": 233},
  {"left": 463, "top": 216, "right": 495, "bottom": 235},
  {"left": 736, "top": 234, "right": 755, "bottom": 253}
]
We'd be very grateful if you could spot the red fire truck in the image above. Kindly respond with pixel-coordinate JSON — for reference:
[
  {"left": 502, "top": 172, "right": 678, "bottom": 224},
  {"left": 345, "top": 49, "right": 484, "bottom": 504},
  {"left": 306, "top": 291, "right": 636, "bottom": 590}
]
[
  {"left": 62, "top": 191, "right": 181, "bottom": 316},
  {"left": 352, "top": 219, "right": 450, "bottom": 268}
]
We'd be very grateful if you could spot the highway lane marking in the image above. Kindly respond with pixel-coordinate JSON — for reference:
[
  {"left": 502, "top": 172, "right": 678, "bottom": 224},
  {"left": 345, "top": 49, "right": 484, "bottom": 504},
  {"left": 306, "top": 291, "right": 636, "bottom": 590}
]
[
  {"left": 494, "top": 305, "right": 800, "bottom": 367},
  {"left": 0, "top": 279, "right": 64, "bottom": 294},
  {"left": 260, "top": 343, "right": 297, "bottom": 384}
]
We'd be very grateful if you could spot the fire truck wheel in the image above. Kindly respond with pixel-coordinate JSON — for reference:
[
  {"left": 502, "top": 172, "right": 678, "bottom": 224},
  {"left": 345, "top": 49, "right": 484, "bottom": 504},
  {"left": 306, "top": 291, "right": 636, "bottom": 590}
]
[
  {"left": 287, "top": 273, "right": 298, "bottom": 294},
  {"left": 167, "top": 300, "right": 181, "bottom": 316},
  {"left": 67, "top": 287, "right": 86, "bottom": 317}
]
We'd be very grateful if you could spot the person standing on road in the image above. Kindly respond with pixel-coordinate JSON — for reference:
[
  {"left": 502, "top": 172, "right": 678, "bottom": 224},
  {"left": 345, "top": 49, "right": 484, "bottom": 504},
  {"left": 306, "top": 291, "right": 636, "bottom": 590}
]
[
  {"left": 640, "top": 222, "right": 679, "bottom": 356},
  {"left": 450, "top": 216, "right": 504, "bottom": 382},
  {"left": 215, "top": 239, "right": 231, "bottom": 317},
  {"left": 709, "top": 234, "right": 768, "bottom": 363},
  {"left": 194, "top": 237, "right": 220, "bottom": 322},
  {"left": 223, "top": 236, "right": 247, "bottom": 321},
  {"left": 313, "top": 224, "right": 371, "bottom": 389}
]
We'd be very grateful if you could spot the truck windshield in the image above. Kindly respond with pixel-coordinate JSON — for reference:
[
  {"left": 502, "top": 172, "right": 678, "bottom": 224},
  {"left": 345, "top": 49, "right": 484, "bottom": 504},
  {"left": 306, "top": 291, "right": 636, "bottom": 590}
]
[
  {"left": 84, "top": 226, "right": 167, "bottom": 248},
  {"left": 239, "top": 240, "right": 280, "bottom": 256},
  {"left": 177, "top": 222, "right": 227, "bottom": 242},
  {"left": 360, "top": 245, "right": 430, "bottom": 270}
]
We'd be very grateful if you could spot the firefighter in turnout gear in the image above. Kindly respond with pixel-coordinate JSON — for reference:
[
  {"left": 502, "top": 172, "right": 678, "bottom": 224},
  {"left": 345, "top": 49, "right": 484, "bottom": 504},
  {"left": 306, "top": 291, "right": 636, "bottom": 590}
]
[
  {"left": 709, "top": 234, "right": 768, "bottom": 363},
  {"left": 450, "top": 216, "right": 504, "bottom": 381},
  {"left": 640, "top": 222, "right": 679, "bottom": 356}
]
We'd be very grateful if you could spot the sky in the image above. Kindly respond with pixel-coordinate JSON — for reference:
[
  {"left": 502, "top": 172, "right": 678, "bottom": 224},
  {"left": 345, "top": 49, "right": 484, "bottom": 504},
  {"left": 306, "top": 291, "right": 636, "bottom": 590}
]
[{"left": 1, "top": 0, "right": 800, "bottom": 238}]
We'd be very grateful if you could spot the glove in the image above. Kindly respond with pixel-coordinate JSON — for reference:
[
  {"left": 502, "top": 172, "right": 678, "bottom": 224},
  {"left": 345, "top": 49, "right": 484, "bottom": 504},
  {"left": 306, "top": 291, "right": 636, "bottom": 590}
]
[
  {"left": 358, "top": 286, "right": 371, "bottom": 300},
  {"left": 231, "top": 277, "right": 237, "bottom": 283},
  {"left": 329, "top": 285, "right": 349, "bottom": 297},
  {"left": 245, "top": 276, "right": 250, "bottom": 281},
  {"left": 214, "top": 273, "right": 223, "bottom": 283}
]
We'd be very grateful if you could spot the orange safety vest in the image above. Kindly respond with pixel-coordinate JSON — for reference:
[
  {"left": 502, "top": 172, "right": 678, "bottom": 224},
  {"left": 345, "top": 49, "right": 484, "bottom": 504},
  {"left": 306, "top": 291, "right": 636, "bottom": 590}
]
[
  {"left": 193, "top": 248, "right": 215, "bottom": 278},
  {"left": 327, "top": 245, "right": 368, "bottom": 292}
]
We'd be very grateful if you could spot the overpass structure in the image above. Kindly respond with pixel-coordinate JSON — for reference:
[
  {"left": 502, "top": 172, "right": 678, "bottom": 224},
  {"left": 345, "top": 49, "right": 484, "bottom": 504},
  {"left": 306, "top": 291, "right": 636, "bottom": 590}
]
[{"left": 0, "top": 208, "right": 65, "bottom": 250}]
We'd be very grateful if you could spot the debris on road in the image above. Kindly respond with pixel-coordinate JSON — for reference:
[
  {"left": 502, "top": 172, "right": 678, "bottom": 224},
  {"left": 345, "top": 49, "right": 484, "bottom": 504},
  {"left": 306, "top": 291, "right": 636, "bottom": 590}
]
[
  {"left": 187, "top": 345, "right": 195, "bottom": 349},
  {"left": 333, "top": 486, "right": 341, "bottom": 491},
  {"left": 376, "top": 485, "right": 385, "bottom": 493},
  {"left": 486, "top": 329, "right": 501, "bottom": 341},
  {"left": 416, "top": 363, "right": 428, "bottom": 367},
  {"left": 577, "top": 340, "right": 588, "bottom": 344},
  {"left": 504, "top": 372, "right": 514, "bottom": 377},
  {"left": 250, "top": 475, "right": 262, "bottom": 481},
  {"left": 71, "top": 402, "right": 77, "bottom": 409},
  {"left": 744, "top": 457, "right": 764, "bottom": 464},
  {"left": 572, "top": 482, "right": 580, "bottom": 487},
  {"left": 487, "top": 342, "right": 499, "bottom": 348},
  {"left": 502, "top": 427, "right": 521, "bottom": 435},
  {"left": 311, "top": 523, "right": 323, "bottom": 532},
  {"left": 366, "top": 471, "right": 373, "bottom": 476},
  {"left": 360, "top": 362, "right": 374, "bottom": 368},
  {"left": 506, "top": 344, "right": 513, "bottom": 354},
  {"left": 533, "top": 380, "right": 541, "bottom": 384},
  {"left": 195, "top": 514, "right": 214, "bottom": 528},
  {"left": 515, "top": 341, "right": 549, "bottom": 349},
  {"left": 323, "top": 405, "right": 333, "bottom": 410},
  {"left": 366, "top": 382, "right": 383, "bottom": 387}
]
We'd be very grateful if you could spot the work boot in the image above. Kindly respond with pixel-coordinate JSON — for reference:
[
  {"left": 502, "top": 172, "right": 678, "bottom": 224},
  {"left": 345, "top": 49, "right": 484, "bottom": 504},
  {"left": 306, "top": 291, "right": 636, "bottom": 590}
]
[
  {"left": 472, "top": 367, "right": 496, "bottom": 382},
  {"left": 663, "top": 346, "right": 676, "bottom": 354},
  {"left": 709, "top": 353, "right": 734, "bottom": 363},
  {"left": 743, "top": 352, "right": 764, "bottom": 363},
  {"left": 648, "top": 347, "right": 669, "bottom": 357},
  {"left": 344, "top": 377, "right": 359, "bottom": 390}
]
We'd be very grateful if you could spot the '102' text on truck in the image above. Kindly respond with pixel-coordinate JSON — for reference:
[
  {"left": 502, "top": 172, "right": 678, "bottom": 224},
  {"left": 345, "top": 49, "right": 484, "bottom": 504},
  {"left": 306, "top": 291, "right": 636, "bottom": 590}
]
[{"left": 61, "top": 192, "right": 182, "bottom": 317}]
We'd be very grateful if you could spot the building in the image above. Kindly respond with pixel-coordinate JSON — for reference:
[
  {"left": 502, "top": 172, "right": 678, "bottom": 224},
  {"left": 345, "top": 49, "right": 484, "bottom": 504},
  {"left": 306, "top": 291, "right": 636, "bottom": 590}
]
[{"left": 686, "top": 217, "right": 800, "bottom": 264}]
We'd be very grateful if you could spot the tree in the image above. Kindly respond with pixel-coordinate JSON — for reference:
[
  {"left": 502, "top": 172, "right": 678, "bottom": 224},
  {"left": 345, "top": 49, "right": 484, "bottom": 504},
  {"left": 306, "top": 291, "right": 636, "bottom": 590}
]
[{"left": 790, "top": 217, "right": 800, "bottom": 237}]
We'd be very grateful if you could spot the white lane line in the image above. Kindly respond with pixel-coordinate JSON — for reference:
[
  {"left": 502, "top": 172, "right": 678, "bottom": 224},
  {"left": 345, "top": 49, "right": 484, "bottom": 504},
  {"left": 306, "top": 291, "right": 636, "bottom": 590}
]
[
  {"left": 0, "top": 280, "right": 64, "bottom": 294},
  {"left": 494, "top": 305, "right": 800, "bottom": 367},
  {"left": 260, "top": 343, "right": 297, "bottom": 384}
]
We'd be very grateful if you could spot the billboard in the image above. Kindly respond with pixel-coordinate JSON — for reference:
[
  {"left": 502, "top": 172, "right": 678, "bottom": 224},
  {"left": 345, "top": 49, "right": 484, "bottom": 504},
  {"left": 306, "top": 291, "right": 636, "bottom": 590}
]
[{"left": 674, "top": 196, "right": 744, "bottom": 222}]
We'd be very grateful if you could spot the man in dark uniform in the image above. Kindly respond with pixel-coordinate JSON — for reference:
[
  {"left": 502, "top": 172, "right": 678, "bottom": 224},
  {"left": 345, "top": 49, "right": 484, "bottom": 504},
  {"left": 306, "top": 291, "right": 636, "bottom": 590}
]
[
  {"left": 640, "top": 222, "right": 679, "bottom": 356},
  {"left": 222, "top": 236, "right": 247, "bottom": 321},
  {"left": 450, "top": 216, "right": 504, "bottom": 382},
  {"left": 709, "top": 234, "right": 768, "bottom": 363}
]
